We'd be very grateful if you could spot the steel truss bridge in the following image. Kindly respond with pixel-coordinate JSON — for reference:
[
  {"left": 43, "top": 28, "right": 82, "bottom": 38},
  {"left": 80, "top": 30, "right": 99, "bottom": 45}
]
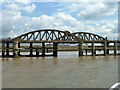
[{"left": 1, "top": 29, "right": 120, "bottom": 57}]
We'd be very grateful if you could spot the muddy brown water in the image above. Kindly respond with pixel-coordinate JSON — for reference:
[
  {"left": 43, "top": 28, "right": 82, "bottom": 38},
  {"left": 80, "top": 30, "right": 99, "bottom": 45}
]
[{"left": 1, "top": 51, "right": 118, "bottom": 88}]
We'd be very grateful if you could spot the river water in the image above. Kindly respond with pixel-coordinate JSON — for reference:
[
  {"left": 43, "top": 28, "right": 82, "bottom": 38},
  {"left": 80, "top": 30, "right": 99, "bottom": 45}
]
[{"left": 2, "top": 51, "right": 118, "bottom": 88}]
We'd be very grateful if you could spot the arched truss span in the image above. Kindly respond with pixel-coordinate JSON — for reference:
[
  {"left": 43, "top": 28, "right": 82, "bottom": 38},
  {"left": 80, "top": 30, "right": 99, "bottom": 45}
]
[
  {"left": 73, "top": 32, "right": 105, "bottom": 41},
  {"left": 13, "top": 29, "right": 81, "bottom": 43}
]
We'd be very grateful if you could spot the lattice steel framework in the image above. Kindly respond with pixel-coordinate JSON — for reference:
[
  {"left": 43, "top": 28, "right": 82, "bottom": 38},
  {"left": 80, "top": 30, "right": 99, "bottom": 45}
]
[
  {"left": 13, "top": 29, "right": 81, "bottom": 43},
  {"left": 13, "top": 29, "right": 106, "bottom": 42},
  {"left": 73, "top": 32, "right": 105, "bottom": 41}
]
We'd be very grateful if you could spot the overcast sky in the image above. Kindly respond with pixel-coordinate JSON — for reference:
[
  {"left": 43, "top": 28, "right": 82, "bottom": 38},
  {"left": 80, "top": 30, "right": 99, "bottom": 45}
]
[{"left": 1, "top": 0, "right": 118, "bottom": 40}]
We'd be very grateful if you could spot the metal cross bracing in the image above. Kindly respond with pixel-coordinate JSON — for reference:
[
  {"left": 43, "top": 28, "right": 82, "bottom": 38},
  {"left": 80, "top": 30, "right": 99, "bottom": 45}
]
[
  {"left": 13, "top": 29, "right": 81, "bottom": 43},
  {"left": 73, "top": 32, "right": 105, "bottom": 41}
]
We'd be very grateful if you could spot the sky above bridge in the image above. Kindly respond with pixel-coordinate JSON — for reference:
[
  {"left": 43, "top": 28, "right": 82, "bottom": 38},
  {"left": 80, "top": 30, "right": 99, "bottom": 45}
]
[{"left": 0, "top": 0, "right": 118, "bottom": 40}]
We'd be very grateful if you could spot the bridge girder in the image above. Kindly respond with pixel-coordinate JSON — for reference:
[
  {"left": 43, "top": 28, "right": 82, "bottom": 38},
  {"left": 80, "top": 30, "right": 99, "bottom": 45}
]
[
  {"left": 13, "top": 29, "right": 81, "bottom": 43},
  {"left": 73, "top": 32, "right": 105, "bottom": 41},
  {"left": 13, "top": 29, "right": 106, "bottom": 43}
]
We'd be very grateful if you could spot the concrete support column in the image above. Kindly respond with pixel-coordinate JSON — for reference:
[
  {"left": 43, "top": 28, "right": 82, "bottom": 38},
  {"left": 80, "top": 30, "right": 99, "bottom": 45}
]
[
  {"left": 114, "top": 42, "right": 117, "bottom": 55},
  {"left": 6, "top": 42, "right": 9, "bottom": 56},
  {"left": 2, "top": 41, "right": 5, "bottom": 57},
  {"left": 13, "top": 41, "right": 18, "bottom": 57},
  {"left": 92, "top": 42, "right": 95, "bottom": 56},
  {"left": 53, "top": 43, "right": 58, "bottom": 57},
  {"left": 42, "top": 43, "right": 45, "bottom": 56},
  {"left": 104, "top": 40, "right": 107, "bottom": 56},
  {"left": 79, "top": 41, "right": 83, "bottom": 56},
  {"left": 18, "top": 43, "right": 20, "bottom": 56},
  {"left": 30, "top": 43, "right": 33, "bottom": 56}
]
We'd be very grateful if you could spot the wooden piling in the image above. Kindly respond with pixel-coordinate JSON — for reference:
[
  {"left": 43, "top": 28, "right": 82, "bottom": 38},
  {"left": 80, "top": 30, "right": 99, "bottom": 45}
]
[
  {"left": 18, "top": 43, "right": 20, "bottom": 56},
  {"left": 36, "top": 48, "right": 39, "bottom": 56},
  {"left": 114, "top": 41, "right": 117, "bottom": 55},
  {"left": 30, "top": 43, "right": 33, "bottom": 56},
  {"left": 53, "top": 43, "right": 58, "bottom": 57},
  {"left": 42, "top": 43, "right": 45, "bottom": 56},
  {"left": 2, "top": 41, "right": 5, "bottom": 57},
  {"left": 47, "top": 48, "right": 48, "bottom": 53},
  {"left": 85, "top": 49, "right": 87, "bottom": 55},
  {"left": 107, "top": 42, "right": 109, "bottom": 54},
  {"left": 94, "top": 49, "right": 96, "bottom": 55},
  {"left": 104, "top": 40, "right": 107, "bottom": 56},
  {"left": 6, "top": 42, "right": 9, "bottom": 56},
  {"left": 79, "top": 41, "right": 83, "bottom": 56},
  {"left": 92, "top": 42, "right": 95, "bottom": 56},
  {"left": 13, "top": 41, "right": 18, "bottom": 57}
]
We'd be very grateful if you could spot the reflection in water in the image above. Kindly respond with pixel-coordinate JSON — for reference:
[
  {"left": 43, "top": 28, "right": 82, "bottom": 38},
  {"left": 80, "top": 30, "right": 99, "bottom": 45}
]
[
  {"left": 30, "top": 57, "right": 33, "bottom": 60},
  {"left": 103, "top": 55, "right": 109, "bottom": 60},
  {"left": 2, "top": 58, "right": 5, "bottom": 61},
  {"left": 6, "top": 58, "right": 9, "bottom": 61},
  {"left": 2, "top": 52, "right": 118, "bottom": 88},
  {"left": 52, "top": 57, "right": 58, "bottom": 64},
  {"left": 29, "top": 57, "right": 34, "bottom": 64},
  {"left": 36, "top": 57, "right": 39, "bottom": 60},
  {"left": 41, "top": 57, "right": 45, "bottom": 59},
  {"left": 13, "top": 57, "right": 19, "bottom": 61},
  {"left": 91, "top": 56, "right": 96, "bottom": 61},
  {"left": 114, "top": 56, "right": 117, "bottom": 60},
  {"left": 78, "top": 57, "right": 83, "bottom": 62}
]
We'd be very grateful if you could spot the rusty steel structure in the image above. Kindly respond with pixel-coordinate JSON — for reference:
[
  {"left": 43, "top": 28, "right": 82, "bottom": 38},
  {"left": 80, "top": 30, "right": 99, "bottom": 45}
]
[
  {"left": 1, "top": 29, "right": 120, "bottom": 57},
  {"left": 13, "top": 29, "right": 80, "bottom": 43},
  {"left": 73, "top": 32, "right": 105, "bottom": 41}
]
